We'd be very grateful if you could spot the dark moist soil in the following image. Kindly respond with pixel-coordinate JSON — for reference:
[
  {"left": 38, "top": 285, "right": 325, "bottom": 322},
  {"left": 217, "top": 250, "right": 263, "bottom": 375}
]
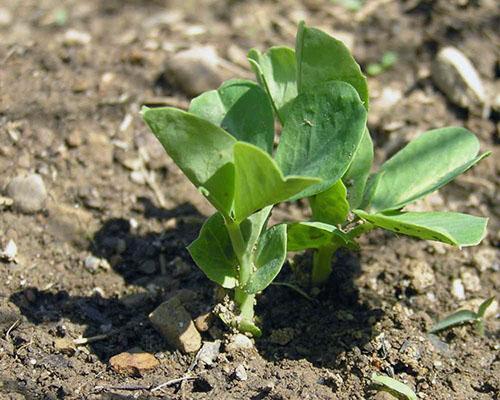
[{"left": 0, "top": 1, "right": 499, "bottom": 399}]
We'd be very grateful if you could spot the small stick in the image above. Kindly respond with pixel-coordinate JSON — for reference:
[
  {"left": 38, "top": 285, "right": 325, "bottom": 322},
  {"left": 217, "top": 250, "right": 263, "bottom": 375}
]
[
  {"left": 271, "top": 282, "right": 317, "bottom": 303},
  {"left": 95, "top": 384, "right": 150, "bottom": 392},
  {"left": 151, "top": 376, "right": 194, "bottom": 392},
  {"left": 5, "top": 319, "right": 20, "bottom": 342}
]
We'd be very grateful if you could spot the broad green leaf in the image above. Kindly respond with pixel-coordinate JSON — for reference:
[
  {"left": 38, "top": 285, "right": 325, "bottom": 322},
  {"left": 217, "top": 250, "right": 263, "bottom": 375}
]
[
  {"left": 310, "top": 180, "right": 349, "bottom": 225},
  {"left": 240, "top": 206, "right": 272, "bottom": 254},
  {"left": 477, "top": 296, "right": 496, "bottom": 319},
  {"left": 189, "top": 79, "right": 275, "bottom": 153},
  {"left": 187, "top": 212, "right": 238, "bottom": 288},
  {"left": 354, "top": 210, "right": 488, "bottom": 247},
  {"left": 371, "top": 374, "right": 417, "bottom": 400},
  {"left": 287, "top": 221, "right": 354, "bottom": 252},
  {"left": 142, "top": 107, "right": 236, "bottom": 214},
  {"left": 233, "top": 142, "right": 320, "bottom": 223},
  {"left": 342, "top": 128, "right": 374, "bottom": 209},
  {"left": 369, "top": 127, "right": 490, "bottom": 212},
  {"left": 244, "top": 224, "right": 287, "bottom": 294},
  {"left": 296, "top": 21, "right": 369, "bottom": 108},
  {"left": 429, "top": 310, "right": 478, "bottom": 333},
  {"left": 248, "top": 46, "right": 298, "bottom": 123},
  {"left": 275, "top": 81, "right": 366, "bottom": 199}
]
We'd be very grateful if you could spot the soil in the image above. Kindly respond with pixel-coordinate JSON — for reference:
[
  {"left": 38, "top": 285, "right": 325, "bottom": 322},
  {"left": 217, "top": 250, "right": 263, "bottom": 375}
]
[{"left": 0, "top": 0, "right": 499, "bottom": 399}]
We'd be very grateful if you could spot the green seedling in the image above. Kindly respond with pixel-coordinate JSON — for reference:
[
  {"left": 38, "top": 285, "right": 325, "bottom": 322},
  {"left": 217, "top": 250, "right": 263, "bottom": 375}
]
[
  {"left": 249, "top": 22, "right": 489, "bottom": 286},
  {"left": 371, "top": 373, "right": 417, "bottom": 400},
  {"left": 430, "top": 296, "right": 495, "bottom": 336},
  {"left": 366, "top": 51, "right": 398, "bottom": 76},
  {"left": 142, "top": 22, "right": 489, "bottom": 335}
]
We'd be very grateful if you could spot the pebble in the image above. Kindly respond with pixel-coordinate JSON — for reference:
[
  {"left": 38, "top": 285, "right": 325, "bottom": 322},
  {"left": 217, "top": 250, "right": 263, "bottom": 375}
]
[
  {"left": 0, "top": 8, "right": 12, "bottom": 26},
  {"left": 451, "top": 278, "right": 465, "bottom": 300},
  {"left": 109, "top": 349, "right": 159, "bottom": 375},
  {"left": 0, "top": 239, "right": 17, "bottom": 262},
  {"left": 234, "top": 364, "right": 248, "bottom": 381},
  {"left": 194, "top": 312, "right": 213, "bottom": 332},
  {"left": 196, "top": 340, "right": 221, "bottom": 366},
  {"left": 431, "top": 47, "right": 487, "bottom": 115},
  {"left": 226, "top": 333, "right": 254, "bottom": 352},
  {"left": 6, "top": 174, "right": 47, "bottom": 213},
  {"left": 149, "top": 297, "right": 202, "bottom": 353},
  {"left": 84, "top": 255, "right": 100, "bottom": 273},
  {"left": 165, "top": 46, "right": 225, "bottom": 96},
  {"left": 63, "top": 29, "right": 91, "bottom": 46},
  {"left": 84, "top": 133, "right": 113, "bottom": 167},
  {"left": 460, "top": 270, "right": 481, "bottom": 292},
  {"left": 66, "top": 130, "right": 83, "bottom": 148},
  {"left": 53, "top": 338, "right": 76, "bottom": 356},
  {"left": 130, "top": 170, "right": 146, "bottom": 185},
  {"left": 409, "top": 260, "right": 435, "bottom": 293},
  {"left": 472, "top": 248, "right": 498, "bottom": 272}
]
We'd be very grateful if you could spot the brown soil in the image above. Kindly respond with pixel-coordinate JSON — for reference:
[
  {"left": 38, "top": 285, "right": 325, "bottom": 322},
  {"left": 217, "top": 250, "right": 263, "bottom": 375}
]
[{"left": 0, "top": 1, "right": 498, "bottom": 399}]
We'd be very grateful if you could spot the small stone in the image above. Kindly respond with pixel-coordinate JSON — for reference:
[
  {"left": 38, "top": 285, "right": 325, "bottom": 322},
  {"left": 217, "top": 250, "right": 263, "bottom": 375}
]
[
  {"left": 63, "top": 29, "right": 91, "bottom": 46},
  {"left": 0, "top": 8, "right": 13, "bottom": 26},
  {"left": 197, "top": 340, "right": 221, "bottom": 366},
  {"left": 66, "top": 130, "right": 83, "bottom": 147},
  {"left": 194, "top": 312, "right": 213, "bottom": 332},
  {"left": 460, "top": 270, "right": 481, "bottom": 293},
  {"left": 226, "top": 333, "right": 253, "bottom": 352},
  {"left": 234, "top": 364, "right": 248, "bottom": 381},
  {"left": 1, "top": 239, "right": 17, "bottom": 262},
  {"left": 165, "top": 46, "right": 225, "bottom": 96},
  {"left": 451, "top": 279, "right": 465, "bottom": 300},
  {"left": 432, "top": 47, "right": 487, "bottom": 115},
  {"left": 109, "top": 349, "right": 159, "bottom": 375},
  {"left": 139, "top": 260, "right": 156, "bottom": 275},
  {"left": 149, "top": 297, "right": 202, "bottom": 353},
  {"left": 84, "top": 255, "right": 100, "bottom": 273},
  {"left": 472, "top": 248, "right": 498, "bottom": 272},
  {"left": 409, "top": 260, "right": 435, "bottom": 292},
  {"left": 54, "top": 338, "right": 76, "bottom": 356},
  {"left": 85, "top": 133, "right": 113, "bottom": 167},
  {"left": 130, "top": 171, "right": 146, "bottom": 185},
  {"left": 6, "top": 174, "right": 47, "bottom": 213}
]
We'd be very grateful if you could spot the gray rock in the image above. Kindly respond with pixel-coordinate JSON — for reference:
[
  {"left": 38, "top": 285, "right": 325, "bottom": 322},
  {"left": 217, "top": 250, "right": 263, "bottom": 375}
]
[
  {"left": 166, "top": 46, "right": 225, "bottom": 96},
  {"left": 149, "top": 297, "right": 201, "bottom": 353},
  {"left": 6, "top": 174, "right": 47, "bottom": 213},
  {"left": 432, "top": 47, "right": 487, "bottom": 115},
  {"left": 196, "top": 340, "right": 221, "bottom": 366},
  {"left": 234, "top": 364, "right": 248, "bottom": 381},
  {"left": 226, "top": 333, "right": 254, "bottom": 352}
]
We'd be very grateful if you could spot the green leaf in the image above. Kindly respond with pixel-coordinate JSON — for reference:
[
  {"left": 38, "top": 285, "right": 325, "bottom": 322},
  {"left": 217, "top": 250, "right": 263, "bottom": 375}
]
[
  {"left": 429, "top": 310, "right": 478, "bottom": 333},
  {"left": 371, "top": 373, "right": 417, "bottom": 400},
  {"left": 189, "top": 79, "right": 275, "bottom": 153},
  {"left": 354, "top": 210, "right": 488, "bottom": 247},
  {"left": 296, "top": 21, "right": 369, "bottom": 108},
  {"left": 142, "top": 107, "right": 236, "bottom": 215},
  {"left": 275, "top": 81, "right": 367, "bottom": 199},
  {"left": 244, "top": 224, "right": 287, "bottom": 294},
  {"left": 240, "top": 206, "right": 272, "bottom": 254},
  {"left": 369, "top": 127, "right": 490, "bottom": 212},
  {"left": 248, "top": 47, "right": 298, "bottom": 123},
  {"left": 287, "top": 221, "right": 355, "bottom": 252},
  {"left": 187, "top": 212, "right": 238, "bottom": 288},
  {"left": 310, "top": 180, "right": 349, "bottom": 225},
  {"left": 233, "top": 142, "right": 320, "bottom": 223},
  {"left": 477, "top": 296, "right": 496, "bottom": 319},
  {"left": 342, "top": 128, "right": 374, "bottom": 209}
]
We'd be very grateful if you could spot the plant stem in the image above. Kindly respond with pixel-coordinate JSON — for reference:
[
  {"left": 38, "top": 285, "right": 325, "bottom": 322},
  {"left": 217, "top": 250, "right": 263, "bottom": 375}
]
[
  {"left": 311, "top": 244, "right": 337, "bottom": 286},
  {"left": 225, "top": 218, "right": 258, "bottom": 335},
  {"left": 311, "top": 222, "right": 374, "bottom": 286}
]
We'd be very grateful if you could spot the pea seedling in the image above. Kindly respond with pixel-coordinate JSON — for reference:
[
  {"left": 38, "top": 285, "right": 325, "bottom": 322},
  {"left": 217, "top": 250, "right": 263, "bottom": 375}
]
[
  {"left": 143, "top": 22, "right": 489, "bottom": 335},
  {"left": 249, "top": 22, "right": 489, "bottom": 285}
]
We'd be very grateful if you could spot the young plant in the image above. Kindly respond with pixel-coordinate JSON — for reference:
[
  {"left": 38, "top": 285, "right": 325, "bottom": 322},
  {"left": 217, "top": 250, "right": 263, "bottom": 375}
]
[
  {"left": 430, "top": 296, "right": 495, "bottom": 336},
  {"left": 142, "top": 24, "right": 369, "bottom": 335},
  {"left": 249, "top": 22, "right": 489, "bottom": 286},
  {"left": 371, "top": 373, "right": 417, "bottom": 400}
]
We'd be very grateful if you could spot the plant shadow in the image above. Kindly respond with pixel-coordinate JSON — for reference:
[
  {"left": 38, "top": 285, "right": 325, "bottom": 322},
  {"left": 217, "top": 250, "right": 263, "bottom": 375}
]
[{"left": 8, "top": 197, "right": 381, "bottom": 382}]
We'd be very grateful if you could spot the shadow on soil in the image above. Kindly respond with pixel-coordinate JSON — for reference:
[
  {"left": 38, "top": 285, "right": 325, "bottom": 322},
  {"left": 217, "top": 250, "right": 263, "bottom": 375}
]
[{"left": 8, "top": 197, "right": 382, "bottom": 393}]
